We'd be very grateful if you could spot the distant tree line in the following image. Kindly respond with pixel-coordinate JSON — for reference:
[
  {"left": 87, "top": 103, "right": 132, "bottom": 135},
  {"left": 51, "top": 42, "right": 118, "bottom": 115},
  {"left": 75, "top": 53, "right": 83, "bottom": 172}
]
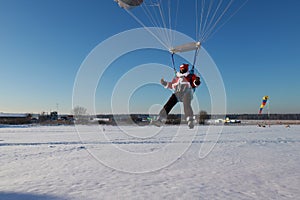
[
  {"left": 1, "top": 105, "right": 300, "bottom": 125},
  {"left": 94, "top": 113, "right": 300, "bottom": 125},
  {"left": 221, "top": 114, "right": 300, "bottom": 120}
]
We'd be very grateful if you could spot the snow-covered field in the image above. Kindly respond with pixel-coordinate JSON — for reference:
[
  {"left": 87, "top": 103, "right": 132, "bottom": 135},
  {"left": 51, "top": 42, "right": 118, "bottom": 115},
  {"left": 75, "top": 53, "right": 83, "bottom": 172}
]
[{"left": 0, "top": 124, "right": 299, "bottom": 200}]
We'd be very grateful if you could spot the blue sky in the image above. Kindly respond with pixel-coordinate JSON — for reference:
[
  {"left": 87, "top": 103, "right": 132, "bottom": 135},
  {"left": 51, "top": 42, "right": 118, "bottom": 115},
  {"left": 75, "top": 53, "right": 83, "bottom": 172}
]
[{"left": 0, "top": 0, "right": 300, "bottom": 114}]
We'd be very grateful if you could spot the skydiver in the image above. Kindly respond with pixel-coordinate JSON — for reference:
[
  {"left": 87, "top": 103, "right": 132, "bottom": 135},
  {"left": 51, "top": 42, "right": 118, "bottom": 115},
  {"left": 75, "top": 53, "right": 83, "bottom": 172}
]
[{"left": 152, "top": 63, "right": 201, "bottom": 129}]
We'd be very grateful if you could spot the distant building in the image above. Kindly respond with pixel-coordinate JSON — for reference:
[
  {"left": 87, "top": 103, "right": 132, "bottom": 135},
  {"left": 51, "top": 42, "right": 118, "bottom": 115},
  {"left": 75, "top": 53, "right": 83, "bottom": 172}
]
[
  {"left": 50, "top": 111, "right": 58, "bottom": 120},
  {"left": 0, "top": 113, "right": 32, "bottom": 124},
  {"left": 60, "top": 115, "right": 74, "bottom": 122},
  {"left": 207, "top": 119, "right": 225, "bottom": 124}
]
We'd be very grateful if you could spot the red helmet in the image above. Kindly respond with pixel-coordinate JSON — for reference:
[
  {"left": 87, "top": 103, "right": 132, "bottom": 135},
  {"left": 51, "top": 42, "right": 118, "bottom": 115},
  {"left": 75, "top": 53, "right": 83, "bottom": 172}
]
[{"left": 180, "top": 64, "right": 189, "bottom": 72}]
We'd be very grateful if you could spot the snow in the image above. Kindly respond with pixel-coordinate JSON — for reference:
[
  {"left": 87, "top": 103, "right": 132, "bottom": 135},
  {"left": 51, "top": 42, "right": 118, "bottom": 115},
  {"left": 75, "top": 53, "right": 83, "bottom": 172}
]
[{"left": 0, "top": 124, "right": 299, "bottom": 199}]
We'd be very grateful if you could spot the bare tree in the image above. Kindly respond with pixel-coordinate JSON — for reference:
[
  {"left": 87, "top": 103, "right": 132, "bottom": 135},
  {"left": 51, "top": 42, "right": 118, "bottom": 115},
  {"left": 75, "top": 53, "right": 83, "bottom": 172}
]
[
  {"left": 72, "top": 106, "right": 87, "bottom": 116},
  {"left": 72, "top": 106, "right": 88, "bottom": 124}
]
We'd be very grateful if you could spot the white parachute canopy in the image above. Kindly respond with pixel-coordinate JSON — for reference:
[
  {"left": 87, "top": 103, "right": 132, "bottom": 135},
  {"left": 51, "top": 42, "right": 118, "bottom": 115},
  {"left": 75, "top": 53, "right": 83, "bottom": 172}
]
[{"left": 115, "top": 0, "right": 248, "bottom": 53}]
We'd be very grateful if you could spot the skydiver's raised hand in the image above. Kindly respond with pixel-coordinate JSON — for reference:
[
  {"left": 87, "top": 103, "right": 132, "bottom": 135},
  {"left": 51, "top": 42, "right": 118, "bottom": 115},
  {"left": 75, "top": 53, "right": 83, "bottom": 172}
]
[{"left": 160, "top": 78, "right": 167, "bottom": 86}]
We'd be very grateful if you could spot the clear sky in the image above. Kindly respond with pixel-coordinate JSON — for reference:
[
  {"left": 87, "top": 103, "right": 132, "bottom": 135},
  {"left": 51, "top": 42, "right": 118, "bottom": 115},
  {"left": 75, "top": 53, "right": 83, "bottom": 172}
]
[{"left": 0, "top": 0, "right": 300, "bottom": 115}]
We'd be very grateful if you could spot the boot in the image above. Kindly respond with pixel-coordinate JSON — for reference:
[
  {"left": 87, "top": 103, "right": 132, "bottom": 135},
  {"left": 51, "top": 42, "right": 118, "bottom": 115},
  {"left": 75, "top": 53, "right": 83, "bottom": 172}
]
[
  {"left": 187, "top": 116, "right": 195, "bottom": 129},
  {"left": 150, "top": 116, "right": 165, "bottom": 127}
]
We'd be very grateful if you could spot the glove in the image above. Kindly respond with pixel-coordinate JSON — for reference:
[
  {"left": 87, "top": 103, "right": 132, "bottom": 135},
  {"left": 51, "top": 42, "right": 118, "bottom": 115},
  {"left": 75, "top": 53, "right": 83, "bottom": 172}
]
[
  {"left": 195, "top": 77, "right": 201, "bottom": 86},
  {"left": 160, "top": 78, "right": 167, "bottom": 86}
]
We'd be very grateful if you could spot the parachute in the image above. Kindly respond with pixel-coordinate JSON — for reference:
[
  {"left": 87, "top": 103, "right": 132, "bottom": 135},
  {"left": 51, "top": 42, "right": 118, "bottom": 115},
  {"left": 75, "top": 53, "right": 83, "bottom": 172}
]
[
  {"left": 115, "top": 0, "right": 144, "bottom": 9},
  {"left": 115, "top": 0, "right": 247, "bottom": 49},
  {"left": 115, "top": 0, "right": 248, "bottom": 72},
  {"left": 259, "top": 96, "right": 269, "bottom": 114}
]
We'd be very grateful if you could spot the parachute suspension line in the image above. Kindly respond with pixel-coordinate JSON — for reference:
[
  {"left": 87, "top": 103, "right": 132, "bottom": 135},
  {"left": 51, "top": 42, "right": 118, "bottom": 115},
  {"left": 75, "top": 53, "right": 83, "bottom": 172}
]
[
  {"left": 198, "top": 0, "right": 205, "bottom": 42},
  {"left": 157, "top": 1, "right": 172, "bottom": 48},
  {"left": 168, "top": 0, "right": 176, "bottom": 47},
  {"left": 124, "top": 8, "right": 170, "bottom": 50},
  {"left": 142, "top": 0, "right": 171, "bottom": 48},
  {"left": 197, "top": 0, "right": 221, "bottom": 42},
  {"left": 140, "top": 3, "right": 160, "bottom": 29},
  {"left": 137, "top": 0, "right": 171, "bottom": 49},
  {"left": 195, "top": 0, "right": 198, "bottom": 42},
  {"left": 169, "top": 0, "right": 180, "bottom": 47},
  {"left": 140, "top": 2, "right": 168, "bottom": 46},
  {"left": 173, "top": 0, "right": 180, "bottom": 45},
  {"left": 161, "top": 0, "right": 173, "bottom": 47},
  {"left": 200, "top": 0, "right": 224, "bottom": 42},
  {"left": 200, "top": 0, "right": 214, "bottom": 41},
  {"left": 202, "top": 0, "right": 234, "bottom": 42},
  {"left": 141, "top": 0, "right": 180, "bottom": 52},
  {"left": 167, "top": 0, "right": 172, "bottom": 46},
  {"left": 195, "top": 0, "right": 201, "bottom": 42},
  {"left": 202, "top": 0, "right": 249, "bottom": 42}
]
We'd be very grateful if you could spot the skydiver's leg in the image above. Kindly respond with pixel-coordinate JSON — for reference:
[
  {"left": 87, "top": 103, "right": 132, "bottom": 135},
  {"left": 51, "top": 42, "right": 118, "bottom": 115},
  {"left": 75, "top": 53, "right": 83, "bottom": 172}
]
[
  {"left": 183, "top": 91, "right": 193, "bottom": 119},
  {"left": 158, "top": 93, "right": 178, "bottom": 120},
  {"left": 183, "top": 91, "right": 195, "bottom": 128}
]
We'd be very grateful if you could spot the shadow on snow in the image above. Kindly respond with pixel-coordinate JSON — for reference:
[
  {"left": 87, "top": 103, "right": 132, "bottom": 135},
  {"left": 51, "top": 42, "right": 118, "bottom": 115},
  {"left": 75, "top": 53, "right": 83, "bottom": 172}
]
[{"left": 0, "top": 192, "right": 66, "bottom": 200}]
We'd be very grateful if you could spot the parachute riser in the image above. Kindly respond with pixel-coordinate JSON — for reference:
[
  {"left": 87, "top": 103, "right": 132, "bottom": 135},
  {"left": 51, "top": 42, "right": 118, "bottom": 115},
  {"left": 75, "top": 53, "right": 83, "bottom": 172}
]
[
  {"left": 171, "top": 53, "right": 177, "bottom": 75},
  {"left": 191, "top": 46, "right": 201, "bottom": 74}
]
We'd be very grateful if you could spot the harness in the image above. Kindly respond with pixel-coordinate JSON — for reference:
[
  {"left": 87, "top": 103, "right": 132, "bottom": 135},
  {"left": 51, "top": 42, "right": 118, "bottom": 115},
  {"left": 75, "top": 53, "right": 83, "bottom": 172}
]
[{"left": 170, "top": 48, "right": 200, "bottom": 93}]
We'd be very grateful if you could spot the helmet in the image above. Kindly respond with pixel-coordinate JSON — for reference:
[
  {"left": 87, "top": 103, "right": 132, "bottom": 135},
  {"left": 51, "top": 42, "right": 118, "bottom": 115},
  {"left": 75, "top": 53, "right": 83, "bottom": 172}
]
[{"left": 180, "top": 64, "right": 189, "bottom": 73}]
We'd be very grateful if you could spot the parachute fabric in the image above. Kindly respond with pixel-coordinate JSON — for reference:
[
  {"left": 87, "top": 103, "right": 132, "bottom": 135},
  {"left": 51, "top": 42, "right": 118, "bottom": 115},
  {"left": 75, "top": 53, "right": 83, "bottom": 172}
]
[{"left": 115, "top": 0, "right": 144, "bottom": 9}]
